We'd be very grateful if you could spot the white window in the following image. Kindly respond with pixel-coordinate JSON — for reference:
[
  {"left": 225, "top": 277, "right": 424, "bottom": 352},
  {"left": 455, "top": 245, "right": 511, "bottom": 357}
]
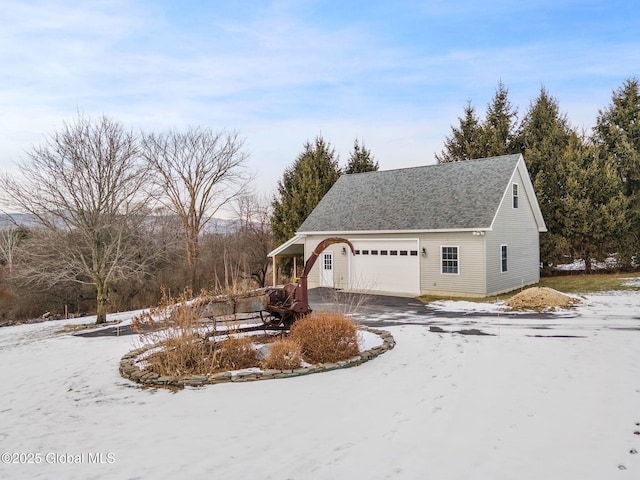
[
  {"left": 512, "top": 184, "right": 519, "bottom": 208},
  {"left": 501, "top": 245, "right": 508, "bottom": 272},
  {"left": 441, "top": 246, "right": 459, "bottom": 274}
]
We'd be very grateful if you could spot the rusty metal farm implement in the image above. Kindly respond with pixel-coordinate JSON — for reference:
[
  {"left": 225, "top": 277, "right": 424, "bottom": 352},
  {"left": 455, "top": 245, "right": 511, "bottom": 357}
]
[{"left": 195, "top": 238, "right": 355, "bottom": 330}]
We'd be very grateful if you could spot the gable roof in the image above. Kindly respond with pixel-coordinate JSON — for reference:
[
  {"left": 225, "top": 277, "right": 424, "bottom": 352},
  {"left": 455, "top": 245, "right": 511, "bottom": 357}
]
[{"left": 298, "top": 154, "right": 545, "bottom": 233}]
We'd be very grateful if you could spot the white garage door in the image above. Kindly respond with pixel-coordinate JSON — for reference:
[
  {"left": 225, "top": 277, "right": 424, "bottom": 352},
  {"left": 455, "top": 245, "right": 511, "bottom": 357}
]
[{"left": 349, "top": 239, "right": 420, "bottom": 295}]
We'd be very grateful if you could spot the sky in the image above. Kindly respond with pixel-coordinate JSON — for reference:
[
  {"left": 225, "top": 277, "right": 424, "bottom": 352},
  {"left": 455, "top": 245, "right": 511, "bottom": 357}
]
[{"left": 0, "top": 0, "right": 638, "bottom": 200}]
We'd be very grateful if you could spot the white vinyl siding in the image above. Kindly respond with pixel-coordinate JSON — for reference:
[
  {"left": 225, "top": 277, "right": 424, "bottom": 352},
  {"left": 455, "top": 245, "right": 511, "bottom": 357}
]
[
  {"left": 418, "top": 232, "right": 486, "bottom": 297},
  {"left": 486, "top": 168, "right": 540, "bottom": 295}
]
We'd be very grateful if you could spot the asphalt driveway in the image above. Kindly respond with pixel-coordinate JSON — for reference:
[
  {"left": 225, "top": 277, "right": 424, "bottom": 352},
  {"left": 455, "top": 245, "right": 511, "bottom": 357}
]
[
  {"left": 77, "top": 286, "right": 638, "bottom": 338},
  {"left": 308, "top": 287, "right": 559, "bottom": 325}
]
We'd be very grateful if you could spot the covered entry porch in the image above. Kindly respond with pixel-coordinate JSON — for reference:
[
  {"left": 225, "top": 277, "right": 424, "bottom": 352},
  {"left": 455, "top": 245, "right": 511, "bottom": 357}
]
[{"left": 267, "top": 234, "right": 305, "bottom": 286}]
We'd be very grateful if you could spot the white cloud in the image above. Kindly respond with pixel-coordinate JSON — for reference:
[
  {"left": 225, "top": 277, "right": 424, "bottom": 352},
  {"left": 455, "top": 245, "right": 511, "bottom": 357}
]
[{"left": 0, "top": 0, "right": 636, "bottom": 200}]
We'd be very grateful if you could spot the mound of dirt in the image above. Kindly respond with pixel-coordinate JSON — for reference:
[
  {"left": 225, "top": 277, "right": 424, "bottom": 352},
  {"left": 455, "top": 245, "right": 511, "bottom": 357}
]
[{"left": 505, "top": 287, "right": 580, "bottom": 311}]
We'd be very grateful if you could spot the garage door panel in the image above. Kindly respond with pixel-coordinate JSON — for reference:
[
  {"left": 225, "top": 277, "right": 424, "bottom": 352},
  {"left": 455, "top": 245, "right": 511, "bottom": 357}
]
[{"left": 349, "top": 239, "right": 420, "bottom": 295}]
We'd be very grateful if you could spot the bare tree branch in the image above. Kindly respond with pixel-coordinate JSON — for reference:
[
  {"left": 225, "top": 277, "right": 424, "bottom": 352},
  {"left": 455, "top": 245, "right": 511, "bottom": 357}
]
[
  {"left": 232, "top": 194, "right": 273, "bottom": 287},
  {"left": 0, "top": 227, "right": 23, "bottom": 274}
]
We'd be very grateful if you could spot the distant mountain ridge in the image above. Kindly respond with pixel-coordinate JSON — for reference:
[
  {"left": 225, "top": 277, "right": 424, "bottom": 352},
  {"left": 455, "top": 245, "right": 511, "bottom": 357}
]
[
  {"left": 0, "top": 213, "right": 242, "bottom": 234},
  {"left": 0, "top": 213, "right": 37, "bottom": 229}
]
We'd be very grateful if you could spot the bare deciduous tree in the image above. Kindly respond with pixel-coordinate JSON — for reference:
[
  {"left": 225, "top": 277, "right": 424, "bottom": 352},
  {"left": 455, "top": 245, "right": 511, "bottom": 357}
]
[
  {"left": 0, "top": 114, "right": 152, "bottom": 324},
  {"left": 234, "top": 194, "right": 273, "bottom": 287},
  {"left": 141, "top": 127, "right": 250, "bottom": 289},
  {"left": 0, "top": 227, "right": 23, "bottom": 275}
]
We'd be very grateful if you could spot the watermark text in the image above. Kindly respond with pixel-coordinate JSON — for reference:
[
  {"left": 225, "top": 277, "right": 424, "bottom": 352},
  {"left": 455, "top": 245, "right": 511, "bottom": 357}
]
[{"left": 1, "top": 452, "right": 116, "bottom": 465}]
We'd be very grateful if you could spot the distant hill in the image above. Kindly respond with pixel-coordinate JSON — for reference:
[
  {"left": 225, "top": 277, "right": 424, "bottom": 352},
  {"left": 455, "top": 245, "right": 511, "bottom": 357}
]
[
  {"left": 0, "top": 213, "right": 37, "bottom": 229},
  {"left": 0, "top": 213, "right": 243, "bottom": 233},
  {"left": 207, "top": 218, "right": 242, "bottom": 234}
]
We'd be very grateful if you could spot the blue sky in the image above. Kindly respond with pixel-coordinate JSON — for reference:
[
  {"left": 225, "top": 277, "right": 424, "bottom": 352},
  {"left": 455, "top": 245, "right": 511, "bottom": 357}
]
[{"left": 1, "top": 0, "right": 638, "bottom": 199}]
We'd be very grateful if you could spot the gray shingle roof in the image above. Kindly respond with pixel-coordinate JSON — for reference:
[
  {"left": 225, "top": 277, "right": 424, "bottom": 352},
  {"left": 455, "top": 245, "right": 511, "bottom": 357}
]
[{"left": 298, "top": 154, "right": 521, "bottom": 233}]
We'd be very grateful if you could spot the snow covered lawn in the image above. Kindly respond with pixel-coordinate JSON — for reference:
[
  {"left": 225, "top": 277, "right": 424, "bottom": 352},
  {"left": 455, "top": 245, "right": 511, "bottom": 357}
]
[{"left": 1, "top": 292, "right": 639, "bottom": 479}]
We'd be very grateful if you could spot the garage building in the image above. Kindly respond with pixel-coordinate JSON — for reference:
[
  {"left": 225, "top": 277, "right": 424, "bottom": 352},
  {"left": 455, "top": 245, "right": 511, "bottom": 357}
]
[{"left": 269, "top": 154, "right": 547, "bottom": 298}]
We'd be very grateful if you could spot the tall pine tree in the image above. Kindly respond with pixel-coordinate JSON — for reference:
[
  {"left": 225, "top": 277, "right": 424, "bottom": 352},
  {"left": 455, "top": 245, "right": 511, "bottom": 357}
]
[
  {"left": 436, "top": 80, "right": 637, "bottom": 271},
  {"left": 345, "top": 139, "right": 378, "bottom": 173},
  {"left": 435, "top": 101, "right": 484, "bottom": 163},
  {"left": 518, "top": 87, "right": 579, "bottom": 265},
  {"left": 436, "top": 82, "right": 520, "bottom": 162},
  {"left": 560, "top": 141, "right": 629, "bottom": 272},
  {"left": 593, "top": 78, "right": 640, "bottom": 268},
  {"left": 483, "top": 81, "right": 520, "bottom": 156},
  {"left": 594, "top": 78, "right": 640, "bottom": 198},
  {"left": 271, "top": 136, "right": 341, "bottom": 245}
]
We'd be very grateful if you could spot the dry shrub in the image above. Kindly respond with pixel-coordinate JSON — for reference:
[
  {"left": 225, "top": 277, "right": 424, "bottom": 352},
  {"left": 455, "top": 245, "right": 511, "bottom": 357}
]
[
  {"left": 144, "top": 334, "right": 218, "bottom": 376},
  {"left": 290, "top": 311, "right": 359, "bottom": 363},
  {"left": 0, "top": 285, "right": 15, "bottom": 324},
  {"left": 134, "top": 289, "right": 216, "bottom": 376},
  {"left": 262, "top": 338, "right": 303, "bottom": 370},
  {"left": 141, "top": 336, "right": 257, "bottom": 376},
  {"left": 216, "top": 336, "right": 256, "bottom": 371}
]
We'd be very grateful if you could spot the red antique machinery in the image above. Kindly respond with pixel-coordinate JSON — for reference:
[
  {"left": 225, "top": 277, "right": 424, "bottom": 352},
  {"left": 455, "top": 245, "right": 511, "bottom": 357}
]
[
  {"left": 193, "top": 238, "right": 355, "bottom": 329},
  {"left": 265, "top": 237, "right": 355, "bottom": 326}
]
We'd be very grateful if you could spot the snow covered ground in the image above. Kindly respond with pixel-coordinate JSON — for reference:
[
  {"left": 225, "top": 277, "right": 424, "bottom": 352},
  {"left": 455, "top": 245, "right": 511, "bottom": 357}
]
[{"left": 1, "top": 291, "right": 639, "bottom": 479}]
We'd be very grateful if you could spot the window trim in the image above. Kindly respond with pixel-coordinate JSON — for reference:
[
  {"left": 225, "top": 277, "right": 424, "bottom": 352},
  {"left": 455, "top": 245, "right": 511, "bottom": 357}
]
[
  {"left": 441, "top": 245, "right": 460, "bottom": 275},
  {"left": 512, "top": 183, "right": 519, "bottom": 209},
  {"left": 500, "top": 244, "right": 508, "bottom": 273}
]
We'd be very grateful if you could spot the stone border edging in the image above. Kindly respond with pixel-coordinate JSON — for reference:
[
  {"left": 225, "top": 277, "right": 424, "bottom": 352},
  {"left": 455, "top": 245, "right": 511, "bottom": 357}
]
[{"left": 119, "top": 327, "right": 395, "bottom": 388}]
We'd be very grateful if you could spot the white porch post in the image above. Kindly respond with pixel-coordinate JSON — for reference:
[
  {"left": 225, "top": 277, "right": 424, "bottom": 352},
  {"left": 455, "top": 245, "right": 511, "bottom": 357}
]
[
  {"left": 293, "top": 256, "right": 298, "bottom": 279},
  {"left": 272, "top": 256, "right": 277, "bottom": 287}
]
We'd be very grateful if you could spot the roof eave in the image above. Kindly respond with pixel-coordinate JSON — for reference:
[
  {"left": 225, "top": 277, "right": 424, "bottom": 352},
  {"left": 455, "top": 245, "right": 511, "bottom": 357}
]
[
  {"left": 267, "top": 234, "right": 306, "bottom": 258},
  {"left": 296, "top": 228, "right": 491, "bottom": 236}
]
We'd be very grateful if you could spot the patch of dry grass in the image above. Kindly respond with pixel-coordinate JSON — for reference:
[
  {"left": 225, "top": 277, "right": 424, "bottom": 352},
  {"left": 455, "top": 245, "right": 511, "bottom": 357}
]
[
  {"left": 216, "top": 336, "right": 257, "bottom": 371},
  {"left": 133, "top": 288, "right": 259, "bottom": 376},
  {"left": 537, "top": 272, "right": 640, "bottom": 293},
  {"left": 417, "top": 272, "right": 640, "bottom": 306},
  {"left": 144, "top": 333, "right": 219, "bottom": 376}
]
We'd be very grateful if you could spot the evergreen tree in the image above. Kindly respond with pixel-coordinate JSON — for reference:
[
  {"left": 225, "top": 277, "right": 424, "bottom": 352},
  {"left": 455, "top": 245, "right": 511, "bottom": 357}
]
[
  {"left": 593, "top": 78, "right": 640, "bottom": 267},
  {"left": 519, "top": 87, "right": 574, "bottom": 179},
  {"left": 518, "top": 87, "right": 579, "bottom": 265},
  {"left": 560, "top": 141, "right": 629, "bottom": 272},
  {"left": 482, "top": 81, "right": 520, "bottom": 156},
  {"left": 271, "top": 136, "right": 341, "bottom": 245},
  {"left": 594, "top": 78, "right": 640, "bottom": 198},
  {"left": 345, "top": 139, "right": 378, "bottom": 173},
  {"left": 435, "top": 80, "right": 638, "bottom": 271},
  {"left": 435, "top": 101, "right": 484, "bottom": 163},
  {"left": 436, "top": 82, "right": 520, "bottom": 163}
]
